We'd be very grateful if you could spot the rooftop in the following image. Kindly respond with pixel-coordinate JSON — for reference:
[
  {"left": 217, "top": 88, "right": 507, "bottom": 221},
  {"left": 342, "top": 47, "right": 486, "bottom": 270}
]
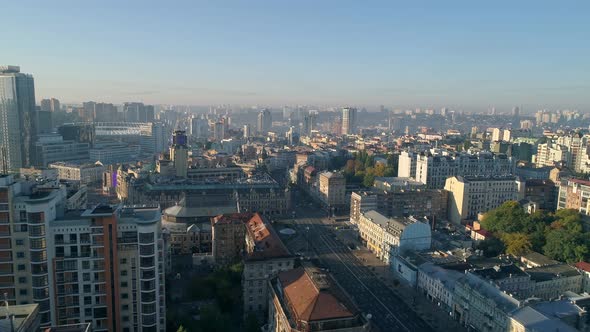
[
  {"left": 510, "top": 306, "right": 578, "bottom": 332},
  {"left": 0, "top": 303, "right": 39, "bottom": 332},
  {"left": 245, "top": 213, "right": 291, "bottom": 261},
  {"left": 526, "top": 263, "right": 581, "bottom": 282},
  {"left": 471, "top": 263, "right": 528, "bottom": 281},
  {"left": 277, "top": 267, "right": 357, "bottom": 323}
]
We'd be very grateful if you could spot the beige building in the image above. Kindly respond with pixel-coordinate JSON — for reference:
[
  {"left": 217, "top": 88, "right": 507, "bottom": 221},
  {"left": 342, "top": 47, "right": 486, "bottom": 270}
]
[
  {"left": 445, "top": 176, "right": 522, "bottom": 224},
  {"left": 350, "top": 191, "right": 378, "bottom": 224},
  {"left": 242, "top": 213, "right": 294, "bottom": 319},
  {"left": 527, "top": 263, "right": 583, "bottom": 300},
  {"left": 318, "top": 171, "right": 347, "bottom": 211},
  {"left": 268, "top": 265, "right": 370, "bottom": 332},
  {"left": 162, "top": 220, "right": 212, "bottom": 254},
  {"left": 49, "top": 161, "right": 105, "bottom": 184}
]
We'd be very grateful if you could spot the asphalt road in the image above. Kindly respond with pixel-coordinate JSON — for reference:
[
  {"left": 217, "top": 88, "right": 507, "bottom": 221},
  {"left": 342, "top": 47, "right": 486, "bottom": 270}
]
[{"left": 289, "top": 206, "right": 433, "bottom": 332}]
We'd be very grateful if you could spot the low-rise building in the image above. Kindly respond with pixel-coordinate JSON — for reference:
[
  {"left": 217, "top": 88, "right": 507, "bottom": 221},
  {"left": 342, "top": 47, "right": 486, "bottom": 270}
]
[
  {"left": 49, "top": 161, "right": 105, "bottom": 184},
  {"left": 268, "top": 265, "right": 370, "bottom": 332},
  {"left": 417, "top": 262, "right": 464, "bottom": 317},
  {"left": 527, "top": 263, "right": 583, "bottom": 300},
  {"left": 162, "top": 220, "right": 212, "bottom": 255}
]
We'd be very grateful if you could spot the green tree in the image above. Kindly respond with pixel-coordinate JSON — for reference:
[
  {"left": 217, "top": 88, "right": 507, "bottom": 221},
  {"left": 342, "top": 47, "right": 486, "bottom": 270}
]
[
  {"left": 177, "top": 326, "right": 188, "bottom": 332},
  {"left": 363, "top": 167, "right": 375, "bottom": 187},
  {"left": 383, "top": 167, "right": 396, "bottom": 177},
  {"left": 477, "top": 237, "right": 506, "bottom": 257},
  {"left": 502, "top": 233, "right": 532, "bottom": 256},
  {"left": 480, "top": 201, "right": 532, "bottom": 234}
]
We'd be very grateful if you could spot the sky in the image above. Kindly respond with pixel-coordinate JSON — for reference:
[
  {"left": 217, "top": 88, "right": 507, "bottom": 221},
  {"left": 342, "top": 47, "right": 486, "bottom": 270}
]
[{"left": 3, "top": 1, "right": 590, "bottom": 111}]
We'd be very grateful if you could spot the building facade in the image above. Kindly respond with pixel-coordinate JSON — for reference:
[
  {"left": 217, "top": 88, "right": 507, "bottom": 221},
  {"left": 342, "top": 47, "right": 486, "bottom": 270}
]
[{"left": 445, "top": 176, "right": 521, "bottom": 224}]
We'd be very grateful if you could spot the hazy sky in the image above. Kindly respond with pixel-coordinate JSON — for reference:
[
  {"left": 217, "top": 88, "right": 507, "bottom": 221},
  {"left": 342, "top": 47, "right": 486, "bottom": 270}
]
[{"left": 4, "top": 1, "right": 590, "bottom": 111}]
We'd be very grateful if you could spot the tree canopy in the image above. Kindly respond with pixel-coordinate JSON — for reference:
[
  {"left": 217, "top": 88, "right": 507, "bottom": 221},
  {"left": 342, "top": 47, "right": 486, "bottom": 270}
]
[{"left": 480, "top": 201, "right": 590, "bottom": 263}]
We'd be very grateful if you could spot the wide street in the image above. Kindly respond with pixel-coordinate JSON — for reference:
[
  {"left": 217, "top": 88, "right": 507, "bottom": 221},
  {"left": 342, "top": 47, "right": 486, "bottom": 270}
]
[{"left": 285, "top": 201, "right": 433, "bottom": 332}]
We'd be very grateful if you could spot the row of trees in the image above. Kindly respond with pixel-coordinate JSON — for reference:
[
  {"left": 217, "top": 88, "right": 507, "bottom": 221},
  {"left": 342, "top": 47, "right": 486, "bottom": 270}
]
[
  {"left": 479, "top": 201, "right": 590, "bottom": 263},
  {"left": 343, "top": 151, "right": 396, "bottom": 187}
]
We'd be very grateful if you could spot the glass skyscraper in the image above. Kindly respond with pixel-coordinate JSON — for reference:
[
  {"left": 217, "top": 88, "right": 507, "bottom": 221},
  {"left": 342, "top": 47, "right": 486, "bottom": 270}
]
[{"left": 0, "top": 65, "right": 37, "bottom": 173}]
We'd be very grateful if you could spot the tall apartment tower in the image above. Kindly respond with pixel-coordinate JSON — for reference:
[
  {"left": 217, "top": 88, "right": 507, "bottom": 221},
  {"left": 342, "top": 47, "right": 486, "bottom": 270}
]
[
  {"left": 0, "top": 175, "right": 66, "bottom": 326},
  {"left": 302, "top": 111, "right": 317, "bottom": 137},
  {"left": 0, "top": 66, "right": 37, "bottom": 172},
  {"left": 191, "top": 115, "right": 209, "bottom": 139},
  {"left": 50, "top": 205, "right": 166, "bottom": 331},
  {"left": 257, "top": 109, "right": 272, "bottom": 134},
  {"left": 341, "top": 107, "right": 357, "bottom": 135}
]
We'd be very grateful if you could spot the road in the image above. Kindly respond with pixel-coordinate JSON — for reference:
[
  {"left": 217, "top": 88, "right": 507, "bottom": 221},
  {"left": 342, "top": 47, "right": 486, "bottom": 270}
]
[{"left": 288, "top": 204, "right": 433, "bottom": 332}]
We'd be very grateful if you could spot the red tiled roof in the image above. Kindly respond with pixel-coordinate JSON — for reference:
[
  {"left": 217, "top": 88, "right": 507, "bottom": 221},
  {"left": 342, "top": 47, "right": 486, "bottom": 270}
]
[
  {"left": 570, "top": 178, "right": 590, "bottom": 186},
  {"left": 575, "top": 261, "right": 590, "bottom": 272},
  {"left": 245, "top": 213, "right": 290, "bottom": 260},
  {"left": 279, "top": 268, "right": 354, "bottom": 322}
]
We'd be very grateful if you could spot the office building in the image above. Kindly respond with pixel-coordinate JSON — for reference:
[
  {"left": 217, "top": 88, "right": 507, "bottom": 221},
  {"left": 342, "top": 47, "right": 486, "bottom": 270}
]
[
  {"left": 268, "top": 266, "right": 370, "bottom": 332},
  {"left": 341, "top": 107, "right": 357, "bottom": 135},
  {"left": 32, "top": 134, "right": 90, "bottom": 166},
  {"left": 124, "top": 102, "right": 154, "bottom": 123},
  {"left": 58, "top": 123, "right": 95, "bottom": 147},
  {"left": 445, "top": 176, "right": 521, "bottom": 224},
  {"left": 257, "top": 109, "right": 272, "bottom": 134},
  {"left": 89, "top": 142, "right": 140, "bottom": 165},
  {"left": 191, "top": 115, "right": 209, "bottom": 139},
  {"left": 40, "top": 98, "right": 60, "bottom": 112},
  {"left": 243, "top": 124, "right": 252, "bottom": 139},
  {"left": 0, "top": 65, "right": 37, "bottom": 172},
  {"left": 301, "top": 111, "right": 317, "bottom": 137},
  {"left": 170, "top": 130, "right": 188, "bottom": 178}
]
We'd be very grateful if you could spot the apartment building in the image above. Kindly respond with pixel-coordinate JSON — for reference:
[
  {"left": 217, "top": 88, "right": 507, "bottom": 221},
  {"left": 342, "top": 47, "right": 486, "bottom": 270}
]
[
  {"left": 557, "top": 178, "right": 590, "bottom": 217},
  {"left": 445, "top": 176, "right": 522, "bottom": 224},
  {"left": 211, "top": 213, "right": 249, "bottom": 266},
  {"left": 358, "top": 210, "right": 431, "bottom": 262},
  {"left": 318, "top": 171, "right": 347, "bottom": 211},
  {"left": 414, "top": 152, "right": 515, "bottom": 189},
  {"left": 49, "top": 205, "right": 166, "bottom": 332},
  {"left": 350, "top": 191, "right": 378, "bottom": 224}
]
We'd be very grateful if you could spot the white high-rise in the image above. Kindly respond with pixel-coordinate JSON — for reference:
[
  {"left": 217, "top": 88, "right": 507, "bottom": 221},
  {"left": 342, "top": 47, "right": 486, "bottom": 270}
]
[{"left": 341, "top": 107, "right": 357, "bottom": 135}]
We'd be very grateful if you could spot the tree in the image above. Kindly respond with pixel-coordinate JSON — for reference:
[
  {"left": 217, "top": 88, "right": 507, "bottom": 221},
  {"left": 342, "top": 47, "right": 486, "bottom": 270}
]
[
  {"left": 363, "top": 167, "right": 375, "bottom": 187},
  {"left": 480, "top": 201, "right": 532, "bottom": 234},
  {"left": 477, "top": 237, "right": 505, "bottom": 257},
  {"left": 502, "top": 233, "right": 532, "bottom": 256},
  {"left": 177, "top": 326, "right": 188, "bottom": 332}
]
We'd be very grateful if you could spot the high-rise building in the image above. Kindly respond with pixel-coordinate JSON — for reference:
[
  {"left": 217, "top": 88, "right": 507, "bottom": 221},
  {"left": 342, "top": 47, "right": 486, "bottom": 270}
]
[
  {"left": 0, "top": 66, "right": 37, "bottom": 172},
  {"left": 191, "top": 115, "right": 209, "bottom": 139},
  {"left": 302, "top": 111, "right": 317, "bottom": 137},
  {"left": 512, "top": 106, "right": 520, "bottom": 117},
  {"left": 124, "top": 102, "right": 154, "bottom": 123},
  {"left": 341, "top": 107, "right": 357, "bottom": 135},
  {"left": 40, "top": 98, "right": 60, "bottom": 112},
  {"left": 170, "top": 130, "right": 188, "bottom": 178},
  {"left": 243, "top": 124, "right": 252, "bottom": 139},
  {"left": 257, "top": 109, "right": 272, "bottom": 134}
]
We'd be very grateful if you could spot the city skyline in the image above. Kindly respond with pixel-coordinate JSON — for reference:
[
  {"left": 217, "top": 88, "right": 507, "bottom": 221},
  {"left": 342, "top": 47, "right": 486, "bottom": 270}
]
[{"left": 3, "top": 1, "right": 590, "bottom": 110}]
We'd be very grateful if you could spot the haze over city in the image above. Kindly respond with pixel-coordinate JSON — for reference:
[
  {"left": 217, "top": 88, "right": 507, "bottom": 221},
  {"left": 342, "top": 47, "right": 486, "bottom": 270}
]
[{"left": 4, "top": 1, "right": 590, "bottom": 110}]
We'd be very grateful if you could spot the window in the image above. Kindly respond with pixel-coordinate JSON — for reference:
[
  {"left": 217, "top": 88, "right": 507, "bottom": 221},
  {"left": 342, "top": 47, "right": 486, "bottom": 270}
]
[
  {"left": 121, "top": 270, "right": 127, "bottom": 276},
  {"left": 83, "top": 273, "right": 90, "bottom": 281},
  {"left": 83, "top": 285, "right": 91, "bottom": 293},
  {"left": 19, "top": 289, "right": 27, "bottom": 295},
  {"left": 121, "top": 281, "right": 128, "bottom": 288},
  {"left": 84, "top": 296, "right": 92, "bottom": 305},
  {"left": 122, "top": 293, "right": 128, "bottom": 299},
  {"left": 16, "top": 252, "right": 25, "bottom": 258},
  {"left": 17, "top": 264, "right": 25, "bottom": 271},
  {"left": 18, "top": 277, "right": 26, "bottom": 284},
  {"left": 120, "top": 258, "right": 127, "bottom": 264},
  {"left": 122, "top": 304, "right": 129, "bottom": 311},
  {"left": 85, "top": 308, "right": 92, "bottom": 316},
  {"left": 82, "top": 261, "right": 90, "bottom": 269},
  {"left": 15, "top": 239, "right": 24, "bottom": 246}
]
